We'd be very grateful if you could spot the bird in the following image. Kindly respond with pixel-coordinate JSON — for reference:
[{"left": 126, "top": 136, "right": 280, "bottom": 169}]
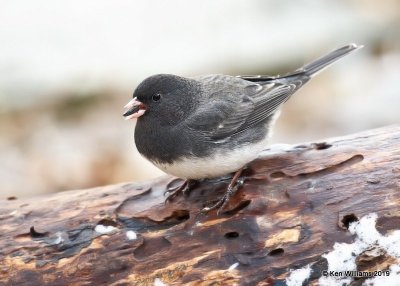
[{"left": 123, "top": 44, "right": 362, "bottom": 214}]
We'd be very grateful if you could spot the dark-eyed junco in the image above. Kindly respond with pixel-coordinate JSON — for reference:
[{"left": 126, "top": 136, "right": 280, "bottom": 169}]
[{"left": 123, "top": 44, "right": 362, "bottom": 213}]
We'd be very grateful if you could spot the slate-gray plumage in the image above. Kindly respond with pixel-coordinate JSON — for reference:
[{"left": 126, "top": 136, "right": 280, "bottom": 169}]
[{"left": 123, "top": 43, "right": 362, "bottom": 212}]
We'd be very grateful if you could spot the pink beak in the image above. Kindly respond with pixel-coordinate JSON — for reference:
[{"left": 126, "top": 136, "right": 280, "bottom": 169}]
[{"left": 123, "top": 97, "right": 146, "bottom": 120}]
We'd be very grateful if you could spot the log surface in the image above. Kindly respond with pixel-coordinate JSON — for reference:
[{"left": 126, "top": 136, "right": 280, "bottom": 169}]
[{"left": 1, "top": 125, "right": 400, "bottom": 285}]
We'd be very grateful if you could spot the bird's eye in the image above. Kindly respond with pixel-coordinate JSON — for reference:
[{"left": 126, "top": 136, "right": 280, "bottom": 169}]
[{"left": 152, "top": 93, "right": 161, "bottom": 102}]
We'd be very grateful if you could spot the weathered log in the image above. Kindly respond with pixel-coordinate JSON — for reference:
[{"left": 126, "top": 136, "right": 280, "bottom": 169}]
[{"left": 1, "top": 125, "right": 400, "bottom": 286}]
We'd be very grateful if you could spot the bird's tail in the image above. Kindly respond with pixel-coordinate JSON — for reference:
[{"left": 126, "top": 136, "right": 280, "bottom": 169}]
[{"left": 291, "top": 43, "right": 363, "bottom": 78}]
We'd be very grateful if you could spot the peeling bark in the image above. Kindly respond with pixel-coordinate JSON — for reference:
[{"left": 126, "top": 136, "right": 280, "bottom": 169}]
[{"left": 1, "top": 125, "right": 400, "bottom": 285}]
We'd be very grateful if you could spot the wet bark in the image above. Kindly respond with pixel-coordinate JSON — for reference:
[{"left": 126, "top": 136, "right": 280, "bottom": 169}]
[{"left": 1, "top": 125, "right": 399, "bottom": 285}]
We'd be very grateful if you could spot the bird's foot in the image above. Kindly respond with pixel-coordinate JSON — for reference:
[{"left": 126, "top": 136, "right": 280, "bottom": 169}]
[
  {"left": 202, "top": 168, "right": 245, "bottom": 215},
  {"left": 164, "top": 179, "right": 195, "bottom": 204}
]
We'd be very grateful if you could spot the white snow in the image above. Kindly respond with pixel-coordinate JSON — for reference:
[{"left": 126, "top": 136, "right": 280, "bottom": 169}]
[
  {"left": 154, "top": 278, "right": 168, "bottom": 286},
  {"left": 94, "top": 224, "right": 117, "bottom": 234},
  {"left": 286, "top": 264, "right": 312, "bottom": 286},
  {"left": 126, "top": 230, "right": 137, "bottom": 240}
]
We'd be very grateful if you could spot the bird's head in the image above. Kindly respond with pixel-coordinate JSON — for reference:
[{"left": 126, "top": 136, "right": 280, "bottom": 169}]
[{"left": 123, "top": 74, "right": 199, "bottom": 125}]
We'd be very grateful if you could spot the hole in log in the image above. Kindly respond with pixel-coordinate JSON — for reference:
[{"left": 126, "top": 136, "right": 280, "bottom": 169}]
[
  {"left": 268, "top": 248, "right": 284, "bottom": 256},
  {"left": 97, "top": 218, "right": 119, "bottom": 227},
  {"left": 270, "top": 171, "right": 286, "bottom": 180},
  {"left": 341, "top": 214, "right": 359, "bottom": 229},
  {"left": 30, "top": 226, "right": 49, "bottom": 238},
  {"left": 312, "top": 142, "right": 332, "bottom": 150},
  {"left": 173, "top": 210, "right": 190, "bottom": 221},
  {"left": 224, "top": 231, "right": 239, "bottom": 239}
]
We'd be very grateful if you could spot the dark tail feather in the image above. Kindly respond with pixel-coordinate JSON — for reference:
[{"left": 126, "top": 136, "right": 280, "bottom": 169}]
[
  {"left": 294, "top": 43, "right": 362, "bottom": 77},
  {"left": 238, "top": 43, "right": 362, "bottom": 82}
]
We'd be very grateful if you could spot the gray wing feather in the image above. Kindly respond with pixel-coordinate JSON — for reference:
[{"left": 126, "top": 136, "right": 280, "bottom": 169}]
[
  {"left": 186, "top": 95, "right": 254, "bottom": 139},
  {"left": 240, "top": 83, "right": 296, "bottom": 130},
  {"left": 186, "top": 76, "right": 302, "bottom": 140}
]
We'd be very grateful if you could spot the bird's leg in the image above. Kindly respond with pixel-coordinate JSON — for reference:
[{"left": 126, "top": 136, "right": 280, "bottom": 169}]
[
  {"left": 164, "top": 179, "right": 195, "bottom": 203},
  {"left": 202, "top": 168, "right": 245, "bottom": 215}
]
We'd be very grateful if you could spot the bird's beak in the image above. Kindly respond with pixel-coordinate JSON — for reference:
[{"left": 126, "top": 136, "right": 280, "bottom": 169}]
[{"left": 123, "top": 97, "right": 146, "bottom": 120}]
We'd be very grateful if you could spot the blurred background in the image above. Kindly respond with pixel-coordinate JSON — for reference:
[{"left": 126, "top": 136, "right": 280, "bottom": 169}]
[{"left": 1, "top": 0, "right": 399, "bottom": 198}]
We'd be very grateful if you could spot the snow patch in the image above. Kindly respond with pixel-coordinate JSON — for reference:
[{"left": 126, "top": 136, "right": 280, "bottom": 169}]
[
  {"left": 286, "top": 264, "right": 312, "bottom": 286},
  {"left": 94, "top": 224, "right": 117, "bottom": 234},
  {"left": 126, "top": 230, "right": 137, "bottom": 240},
  {"left": 154, "top": 278, "right": 168, "bottom": 286}
]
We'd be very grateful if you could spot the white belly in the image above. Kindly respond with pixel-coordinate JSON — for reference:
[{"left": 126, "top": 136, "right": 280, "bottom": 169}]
[
  {"left": 152, "top": 131, "right": 271, "bottom": 179},
  {"left": 150, "top": 112, "right": 280, "bottom": 179}
]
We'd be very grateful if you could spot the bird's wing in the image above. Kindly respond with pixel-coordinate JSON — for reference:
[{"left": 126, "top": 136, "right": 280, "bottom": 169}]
[
  {"left": 186, "top": 75, "right": 305, "bottom": 140},
  {"left": 185, "top": 93, "right": 255, "bottom": 140}
]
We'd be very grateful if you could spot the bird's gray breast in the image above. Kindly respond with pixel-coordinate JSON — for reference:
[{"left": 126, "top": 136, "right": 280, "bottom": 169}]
[{"left": 134, "top": 120, "right": 211, "bottom": 164}]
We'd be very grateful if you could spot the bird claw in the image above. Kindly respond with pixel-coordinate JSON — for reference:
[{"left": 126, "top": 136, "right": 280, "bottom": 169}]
[
  {"left": 164, "top": 179, "right": 193, "bottom": 204},
  {"left": 164, "top": 169, "right": 245, "bottom": 213},
  {"left": 201, "top": 175, "right": 245, "bottom": 215}
]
